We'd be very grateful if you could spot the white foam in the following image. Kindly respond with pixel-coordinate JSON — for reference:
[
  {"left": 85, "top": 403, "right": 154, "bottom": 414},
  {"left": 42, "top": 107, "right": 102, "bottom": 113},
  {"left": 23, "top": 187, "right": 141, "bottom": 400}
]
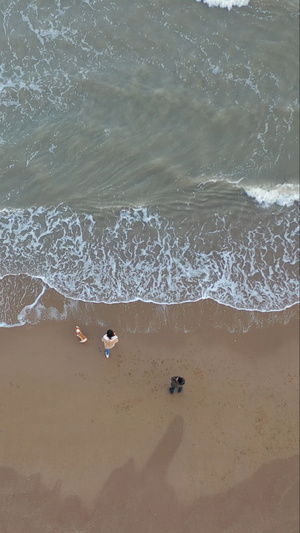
[
  {"left": 0, "top": 273, "right": 79, "bottom": 327},
  {"left": 0, "top": 203, "right": 299, "bottom": 315},
  {"left": 195, "top": 0, "right": 250, "bottom": 9},
  {"left": 244, "top": 183, "right": 299, "bottom": 207}
]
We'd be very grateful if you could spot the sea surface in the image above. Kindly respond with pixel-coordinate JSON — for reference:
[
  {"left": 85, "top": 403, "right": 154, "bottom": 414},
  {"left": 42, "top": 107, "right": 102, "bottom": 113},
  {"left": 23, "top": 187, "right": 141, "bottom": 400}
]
[{"left": 0, "top": 0, "right": 299, "bottom": 328}]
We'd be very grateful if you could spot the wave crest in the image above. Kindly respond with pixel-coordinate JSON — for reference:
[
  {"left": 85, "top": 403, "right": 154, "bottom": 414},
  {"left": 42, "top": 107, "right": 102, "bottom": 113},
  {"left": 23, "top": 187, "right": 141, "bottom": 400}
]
[
  {"left": 243, "top": 183, "right": 299, "bottom": 207},
  {"left": 195, "top": 0, "right": 250, "bottom": 9}
]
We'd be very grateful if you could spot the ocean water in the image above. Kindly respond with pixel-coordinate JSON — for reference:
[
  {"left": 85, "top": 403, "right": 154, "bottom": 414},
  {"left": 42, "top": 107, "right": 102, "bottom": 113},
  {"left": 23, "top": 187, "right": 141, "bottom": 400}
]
[{"left": 0, "top": 0, "right": 299, "bottom": 327}]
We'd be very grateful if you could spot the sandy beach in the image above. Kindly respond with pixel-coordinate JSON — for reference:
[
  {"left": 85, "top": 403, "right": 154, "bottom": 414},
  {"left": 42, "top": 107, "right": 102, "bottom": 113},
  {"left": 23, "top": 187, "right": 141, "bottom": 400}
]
[{"left": 0, "top": 300, "right": 299, "bottom": 533}]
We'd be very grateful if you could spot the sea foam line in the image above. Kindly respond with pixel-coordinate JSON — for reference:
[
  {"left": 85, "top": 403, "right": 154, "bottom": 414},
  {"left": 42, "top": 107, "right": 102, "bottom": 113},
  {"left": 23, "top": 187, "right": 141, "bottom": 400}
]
[{"left": 0, "top": 203, "right": 299, "bottom": 313}]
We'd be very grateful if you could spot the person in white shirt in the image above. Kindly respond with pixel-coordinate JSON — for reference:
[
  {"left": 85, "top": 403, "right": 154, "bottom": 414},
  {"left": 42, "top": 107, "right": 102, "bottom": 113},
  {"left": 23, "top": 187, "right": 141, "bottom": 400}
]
[{"left": 101, "top": 329, "right": 118, "bottom": 358}]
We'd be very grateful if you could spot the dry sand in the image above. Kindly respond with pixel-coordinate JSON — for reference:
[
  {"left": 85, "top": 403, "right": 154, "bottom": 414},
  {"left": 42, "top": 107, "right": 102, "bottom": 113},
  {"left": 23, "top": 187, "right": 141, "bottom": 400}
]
[{"left": 0, "top": 301, "right": 299, "bottom": 532}]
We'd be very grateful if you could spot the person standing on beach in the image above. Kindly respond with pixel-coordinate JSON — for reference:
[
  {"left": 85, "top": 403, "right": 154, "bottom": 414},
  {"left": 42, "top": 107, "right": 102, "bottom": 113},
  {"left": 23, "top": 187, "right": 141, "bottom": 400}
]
[
  {"left": 101, "top": 329, "right": 118, "bottom": 358},
  {"left": 169, "top": 376, "right": 185, "bottom": 394}
]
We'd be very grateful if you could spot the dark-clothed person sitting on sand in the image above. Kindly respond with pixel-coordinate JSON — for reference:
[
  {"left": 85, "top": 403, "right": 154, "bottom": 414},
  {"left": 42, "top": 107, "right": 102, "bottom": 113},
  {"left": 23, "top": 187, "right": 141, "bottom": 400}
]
[{"left": 169, "top": 376, "right": 185, "bottom": 394}]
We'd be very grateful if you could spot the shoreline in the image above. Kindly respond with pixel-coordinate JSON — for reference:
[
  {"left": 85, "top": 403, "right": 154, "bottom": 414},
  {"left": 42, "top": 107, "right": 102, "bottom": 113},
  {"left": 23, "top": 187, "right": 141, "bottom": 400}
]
[
  {"left": 0, "top": 301, "right": 299, "bottom": 532},
  {"left": 0, "top": 276, "right": 298, "bottom": 332}
]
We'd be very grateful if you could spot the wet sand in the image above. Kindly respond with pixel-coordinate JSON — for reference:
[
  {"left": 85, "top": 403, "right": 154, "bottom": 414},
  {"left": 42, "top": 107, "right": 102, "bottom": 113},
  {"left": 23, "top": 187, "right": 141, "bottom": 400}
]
[{"left": 0, "top": 301, "right": 299, "bottom": 532}]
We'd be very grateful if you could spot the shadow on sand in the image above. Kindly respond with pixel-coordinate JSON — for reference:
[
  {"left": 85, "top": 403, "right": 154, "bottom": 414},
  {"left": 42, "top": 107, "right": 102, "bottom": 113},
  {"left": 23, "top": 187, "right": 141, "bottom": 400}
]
[{"left": 0, "top": 415, "right": 298, "bottom": 533}]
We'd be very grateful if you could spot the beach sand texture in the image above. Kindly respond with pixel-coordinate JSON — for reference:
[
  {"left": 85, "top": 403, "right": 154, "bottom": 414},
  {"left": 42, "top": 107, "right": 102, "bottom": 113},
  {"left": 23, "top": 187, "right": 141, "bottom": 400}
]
[{"left": 0, "top": 301, "right": 298, "bottom": 532}]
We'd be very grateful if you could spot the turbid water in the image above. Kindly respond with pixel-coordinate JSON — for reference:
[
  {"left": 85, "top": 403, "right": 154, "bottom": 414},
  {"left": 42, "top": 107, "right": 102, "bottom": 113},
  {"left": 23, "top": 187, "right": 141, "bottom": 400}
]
[{"left": 0, "top": 0, "right": 299, "bottom": 327}]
